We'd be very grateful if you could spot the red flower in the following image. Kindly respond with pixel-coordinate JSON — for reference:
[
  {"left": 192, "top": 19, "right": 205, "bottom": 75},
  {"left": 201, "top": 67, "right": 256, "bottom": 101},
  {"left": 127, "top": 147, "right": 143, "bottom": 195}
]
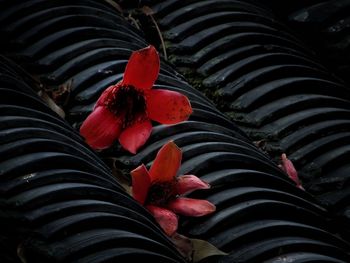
[
  {"left": 280, "top": 153, "right": 304, "bottom": 190},
  {"left": 131, "top": 141, "right": 216, "bottom": 236},
  {"left": 80, "top": 46, "right": 192, "bottom": 154}
]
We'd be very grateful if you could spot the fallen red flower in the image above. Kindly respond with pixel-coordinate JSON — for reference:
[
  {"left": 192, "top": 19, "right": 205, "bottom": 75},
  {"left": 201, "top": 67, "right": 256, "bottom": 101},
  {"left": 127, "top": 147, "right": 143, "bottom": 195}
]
[
  {"left": 131, "top": 141, "right": 216, "bottom": 236},
  {"left": 280, "top": 153, "right": 304, "bottom": 190},
  {"left": 80, "top": 45, "right": 192, "bottom": 154}
]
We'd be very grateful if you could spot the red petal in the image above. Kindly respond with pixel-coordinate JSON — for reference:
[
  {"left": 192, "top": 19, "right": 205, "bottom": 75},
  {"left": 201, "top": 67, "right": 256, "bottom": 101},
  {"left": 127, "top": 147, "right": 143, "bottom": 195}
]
[
  {"left": 176, "top": 175, "right": 210, "bottom": 195},
  {"left": 80, "top": 106, "right": 122, "bottom": 150},
  {"left": 167, "top": 197, "right": 216, "bottom": 217},
  {"left": 281, "top": 154, "right": 304, "bottom": 190},
  {"left": 149, "top": 141, "right": 181, "bottom": 183},
  {"left": 122, "top": 45, "right": 160, "bottom": 91},
  {"left": 146, "top": 205, "right": 178, "bottom": 236},
  {"left": 131, "top": 164, "right": 151, "bottom": 205},
  {"left": 147, "top": 89, "right": 192, "bottom": 124},
  {"left": 94, "top": 85, "right": 117, "bottom": 109},
  {"left": 119, "top": 119, "right": 152, "bottom": 154}
]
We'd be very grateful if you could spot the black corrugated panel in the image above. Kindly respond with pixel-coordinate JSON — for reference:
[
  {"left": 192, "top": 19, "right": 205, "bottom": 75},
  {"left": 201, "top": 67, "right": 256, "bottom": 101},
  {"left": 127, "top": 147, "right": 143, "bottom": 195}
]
[
  {"left": 1, "top": 1, "right": 350, "bottom": 262},
  {"left": 0, "top": 55, "right": 185, "bottom": 262},
  {"left": 128, "top": 0, "right": 350, "bottom": 236}
]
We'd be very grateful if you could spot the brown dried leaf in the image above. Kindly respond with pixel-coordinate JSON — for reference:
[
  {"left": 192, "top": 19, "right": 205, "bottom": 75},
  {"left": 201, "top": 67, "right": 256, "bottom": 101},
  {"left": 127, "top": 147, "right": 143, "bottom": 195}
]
[
  {"left": 141, "top": 6, "right": 155, "bottom": 16},
  {"left": 37, "top": 90, "right": 65, "bottom": 119},
  {"left": 46, "top": 79, "right": 73, "bottom": 107},
  {"left": 171, "top": 233, "right": 194, "bottom": 261},
  {"left": 191, "top": 238, "right": 228, "bottom": 262},
  {"left": 170, "top": 234, "right": 227, "bottom": 262}
]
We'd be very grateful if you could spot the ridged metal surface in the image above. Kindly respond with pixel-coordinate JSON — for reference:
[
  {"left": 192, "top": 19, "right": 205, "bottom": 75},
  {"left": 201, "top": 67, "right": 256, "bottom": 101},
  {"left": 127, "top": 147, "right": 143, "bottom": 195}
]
[
  {"left": 133, "top": 0, "right": 350, "bottom": 230},
  {"left": 1, "top": 1, "right": 350, "bottom": 262},
  {"left": 252, "top": 0, "right": 350, "bottom": 101},
  {"left": 0, "top": 0, "right": 238, "bottom": 137},
  {"left": 284, "top": 0, "right": 350, "bottom": 85},
  {"left": 0, "top": 56, "right": 185, "bottom": 262}
]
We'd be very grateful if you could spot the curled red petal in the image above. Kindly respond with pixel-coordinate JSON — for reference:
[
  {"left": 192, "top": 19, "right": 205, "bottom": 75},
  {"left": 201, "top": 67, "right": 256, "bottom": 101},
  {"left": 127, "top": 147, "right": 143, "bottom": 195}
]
[
  {"left": 131, "top": 164, "right": 151, "bottom": 205},
  {"left": 146, "top": 205, "right": 178, "bottom": 236},
  {"left": 80, "top": 106, "right": 122, "bottom": 150},
  {"left": 147, "top": 89, "right": 192, "bottom": 124},
  {"left": 122, "top": 45, "right": 160, "bottom": 91},
  {"left": 176, "top": 175, "right": 210, "bottom": 195},
  {"left": 167, "top": 197, "right": 216, "bottom": 217},
  {"left": 119, "top": 118, "right": 152, "bottom": 154},
  {"left": 281, "top": 154, "right": 304, "bottom": 190},
  {"left": 149, "top": 141, "right": 181, "bottom": 183}
]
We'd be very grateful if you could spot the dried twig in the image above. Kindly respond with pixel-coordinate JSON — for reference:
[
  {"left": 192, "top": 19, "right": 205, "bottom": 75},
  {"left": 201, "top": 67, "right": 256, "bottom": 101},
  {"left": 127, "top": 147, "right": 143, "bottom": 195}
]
[
  {"left": 128, "top": 13, "right": 141, "bottom": 30},
  {"left": 142, "top": 6, "right": 168, "bottom": 60}
]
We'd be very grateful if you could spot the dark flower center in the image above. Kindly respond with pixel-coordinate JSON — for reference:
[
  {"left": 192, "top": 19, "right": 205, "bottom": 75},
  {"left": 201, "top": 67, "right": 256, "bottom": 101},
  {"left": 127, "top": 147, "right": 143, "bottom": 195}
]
[
  {"left": 106, "top": 85, "right": 147, "bottom": 128},
  {"left": 147, "top": 180, "right": 177, "bottom": 206}
]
